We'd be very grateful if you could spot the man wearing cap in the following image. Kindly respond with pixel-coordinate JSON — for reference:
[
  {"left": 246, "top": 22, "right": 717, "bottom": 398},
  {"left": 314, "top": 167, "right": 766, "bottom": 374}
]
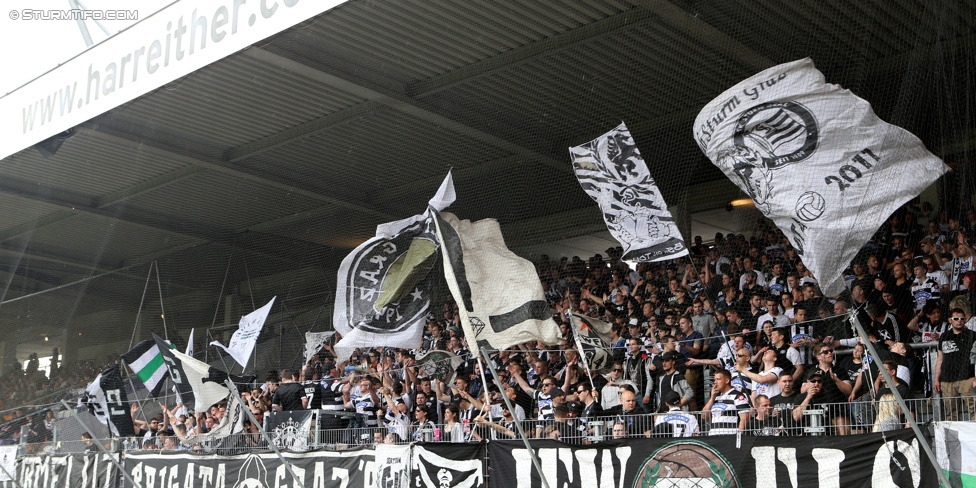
[
  {"left": 655, "top": 351, "right": 692, "bottom": 413},
  {"left": 652, "top": 391, "right": 699, "bottom": 437},
  {"left": 799, "top": 342, "right": 852, "bottom": 435}
]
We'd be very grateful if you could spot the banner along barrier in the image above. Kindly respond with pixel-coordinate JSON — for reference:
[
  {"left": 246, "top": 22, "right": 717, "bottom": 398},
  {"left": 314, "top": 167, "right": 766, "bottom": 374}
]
[
  {"left": 2, "top": 432, "right": 929, "bottom": 488},
  {"left": 121, "top": 443, "right": 485, "bottom": 488},
  {"left": 489, "top": 429, "right": 934, "bottom": 488}
]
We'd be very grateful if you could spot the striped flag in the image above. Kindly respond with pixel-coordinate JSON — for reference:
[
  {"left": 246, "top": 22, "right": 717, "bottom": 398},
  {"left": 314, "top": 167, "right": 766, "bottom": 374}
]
[{"left": 121, "top": 339, "right": 168, "bottom": 397}]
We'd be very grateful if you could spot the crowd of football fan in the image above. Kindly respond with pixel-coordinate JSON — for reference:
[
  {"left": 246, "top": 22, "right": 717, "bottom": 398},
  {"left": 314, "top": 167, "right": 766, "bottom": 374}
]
[{"left": 5, "top": 201, "right": 976, "bottom": 449}]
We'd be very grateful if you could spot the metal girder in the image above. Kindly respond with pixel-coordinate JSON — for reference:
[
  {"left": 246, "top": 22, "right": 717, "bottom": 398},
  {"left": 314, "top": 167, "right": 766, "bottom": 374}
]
[
  {"left": 238, "top": 47, "right": 569, "bottom": 174},
  {"left": 405, "top": 1, "right": 771, "bottom": 99},
  {"left": 86, "top": 119, "right": 396, "bottom": 221}
]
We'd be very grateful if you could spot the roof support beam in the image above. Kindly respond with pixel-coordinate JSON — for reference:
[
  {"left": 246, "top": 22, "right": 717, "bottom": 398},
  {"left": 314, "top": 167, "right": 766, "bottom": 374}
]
[
  {"left": 405, "top": 1, "right": 771, "bottom": 99},
  {"left": 237, "top": 48, "right": 568, "bottom": 174}
]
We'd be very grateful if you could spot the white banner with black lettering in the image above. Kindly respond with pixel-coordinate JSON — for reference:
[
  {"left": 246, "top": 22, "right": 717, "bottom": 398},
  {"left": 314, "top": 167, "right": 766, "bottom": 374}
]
[
  {"left": 694, "top": 58, "right": 949, "bottom": 296},
  {"left": 570, "top": 122, "right": 688, "bottom": 265}
]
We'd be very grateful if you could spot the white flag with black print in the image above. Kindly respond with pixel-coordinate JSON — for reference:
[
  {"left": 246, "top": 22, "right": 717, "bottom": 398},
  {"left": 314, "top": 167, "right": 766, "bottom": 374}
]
[
  {"left": 694, "top": 58, "right": 949, "bottom": 296},
  {"left": 210, "top": 297, "right": 275, "bottom": 367},
  {"left": 303, "top": 331, "right": 335, "bottom": 366},
  {"left": 432, "top": 210, "right": 562, "bottom": 352},
  {"left": 333, "top": 171, "right": 455, "bottom": 362},
  {"left": 570, "top": 122, "right": 688, "bottom": 265},
  {"left": 569, "top": 313, "right": 614, "bottom": 373}
]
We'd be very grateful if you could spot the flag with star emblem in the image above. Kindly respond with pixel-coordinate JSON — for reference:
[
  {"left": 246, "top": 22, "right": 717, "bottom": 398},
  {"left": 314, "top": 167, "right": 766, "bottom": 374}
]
[{"left": 332, "top": 172, "right": 455, "bottom": 361}]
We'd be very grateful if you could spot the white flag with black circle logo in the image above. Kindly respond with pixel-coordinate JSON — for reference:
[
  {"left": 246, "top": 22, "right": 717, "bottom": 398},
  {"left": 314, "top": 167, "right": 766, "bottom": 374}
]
[
  {"left": 570, "top": 313, "right": 614, "bottom": 373},
  {"left": 694, "top": 58, "right": 949, "bottom": 296},
  {"left": 570, "top": 122, "right": 688, "bottom": 265},
  {"left": 332, "top": 172, "right": 455, "bottom": 362},
  {"left": 432, "top": 211, "right": 562, "bottom": 352}
]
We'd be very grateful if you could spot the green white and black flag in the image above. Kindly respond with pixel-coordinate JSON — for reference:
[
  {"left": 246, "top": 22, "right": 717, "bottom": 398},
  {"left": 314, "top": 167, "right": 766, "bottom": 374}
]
[
  {"left": 570, "top": 122, "right": 688, "bottom": 266},
  {"left": 332, "top": 172, "right": 455, "bottom": 361},
  {"left": 82, "top": 364, "right": 136, "bottom": 437},
  {"left": 120, "top": 339, "right": 167, "bottom": 397}
]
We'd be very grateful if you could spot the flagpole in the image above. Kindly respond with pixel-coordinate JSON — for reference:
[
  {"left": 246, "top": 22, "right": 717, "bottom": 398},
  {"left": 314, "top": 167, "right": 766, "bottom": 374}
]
[
  {"left": 207, "top": 239, "right": 237, "bottom": 363},
  {"left": 129, "top": 262, "right": 155, "bottom": 351},
  {"left": 479, "top": 346, "right": 552, "bottom": 488},
  {"left": 122, "top": 369, "right": 151, "bottom": 428},
  {"left": 848, "top": 313, "right": 951, "bottom": 488},
  {"left": 223, "top": 380, "right": 305, "bottom": 484},
  {"left": 154, "top": 262, "right": 169, "bottom": 341},
  {"left": 466, "top": 356, "right": 494, "bottom": 442},
  {"left": 60, "top": 401, "right": 143, "bottom": 488}
]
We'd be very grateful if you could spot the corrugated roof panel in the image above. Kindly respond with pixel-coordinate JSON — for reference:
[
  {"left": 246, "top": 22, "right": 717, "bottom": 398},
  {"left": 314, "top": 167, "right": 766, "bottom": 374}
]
[
  {"left": 121, "top": 171, "right": 328, "bottom": 233},
  {"left": 0, "top": 132, "right": 193, "bottom": 197},
  {"left": 234, "top": 106, "right": 515, "bottom": 199},
  {"left": 288, "top": 0, "right": 644, "bottom": 83},
  {"left": 7, "top": 212, "right": 201, "bottom": 266},
  {"left": 116, "top": 54, "right": 368, "bottom": 148},
  {"left": 0, "top": 194, "right": 68, "bottom": 234}
]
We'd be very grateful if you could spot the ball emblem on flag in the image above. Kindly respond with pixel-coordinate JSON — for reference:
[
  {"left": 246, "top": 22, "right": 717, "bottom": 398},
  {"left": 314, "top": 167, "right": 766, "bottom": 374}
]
[{"left": 795, "top": 191, "right": 825, "bottom": 222}]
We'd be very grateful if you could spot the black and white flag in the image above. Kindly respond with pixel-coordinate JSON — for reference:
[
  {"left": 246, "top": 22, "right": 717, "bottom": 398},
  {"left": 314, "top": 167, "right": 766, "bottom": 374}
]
[
  {"left": 210, "top": 297, "right": 274, "bottom": 367},
  {"left": 694, "top": 58, "right": 949, "bottom": 296},
  {"left": 82, "top": 364, "right": 135, "bottom": 437},
  {"left": 154, "top": 333, "right": 232, "bottom": 413},
  {"left": 332, "top": 172, "right": 455, "bottom": 361},
  {"left": 433, "top": 211, "right": 562, "bottom": 351},
  {"left": 570, "top": 122, "right": 688, "bottom": 265},
  {"left": 412, "top": 444, "right": 484, "bottom": 488},
  {"left": 570, "top": 313, "right": 614, "bottom": 373},
  {"left": 267, "top": 410, "right": 314, "bottom": 452}
]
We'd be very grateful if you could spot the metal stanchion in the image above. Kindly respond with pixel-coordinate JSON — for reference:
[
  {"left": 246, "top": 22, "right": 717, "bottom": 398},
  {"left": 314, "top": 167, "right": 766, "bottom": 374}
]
[{"left": 850, "top": 313, "right": 951, "bottom": 488}]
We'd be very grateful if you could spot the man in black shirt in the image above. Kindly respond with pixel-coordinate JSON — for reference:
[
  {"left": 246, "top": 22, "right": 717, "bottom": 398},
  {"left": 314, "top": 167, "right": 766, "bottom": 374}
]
[
  {"left": 799, "top": 344, "right": 852, "bottom": 435},
  {"left": 272, "top": 369, "right": 308, "bottom": 412},
  {"left": 769, "top": 373, "right": 804, "bottom": 436},
  {"left": 935, "top": 308, "right": 976, "bottom": 421}
]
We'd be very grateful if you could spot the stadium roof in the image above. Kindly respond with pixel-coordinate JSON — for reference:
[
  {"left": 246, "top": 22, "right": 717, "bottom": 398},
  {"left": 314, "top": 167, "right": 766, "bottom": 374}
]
[{"left": 1, "top": 0, "right": 973, "bottom": 365}]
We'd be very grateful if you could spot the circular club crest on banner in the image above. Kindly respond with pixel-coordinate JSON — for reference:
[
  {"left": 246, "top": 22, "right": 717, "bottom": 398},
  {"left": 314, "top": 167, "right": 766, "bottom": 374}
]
[
  {"left": 633, "top": 440, "right": 739, "bottom": 488},
  {"left": 344, "top": 220, "right": 436, "bottom": 334},
  {"left": 732, "top": 101, "right": 819, "bottom": 169}
]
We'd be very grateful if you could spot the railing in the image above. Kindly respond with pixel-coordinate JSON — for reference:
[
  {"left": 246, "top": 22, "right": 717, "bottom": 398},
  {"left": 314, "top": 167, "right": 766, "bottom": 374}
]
[{"left": 43, "top": 395, "right": 958, "bottom": 455}]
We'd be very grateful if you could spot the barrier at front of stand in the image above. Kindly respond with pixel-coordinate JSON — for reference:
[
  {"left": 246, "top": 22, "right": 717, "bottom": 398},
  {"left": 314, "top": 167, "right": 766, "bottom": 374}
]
[{"left": 0, "top": 430, "right": 937, "bottom": 488}]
